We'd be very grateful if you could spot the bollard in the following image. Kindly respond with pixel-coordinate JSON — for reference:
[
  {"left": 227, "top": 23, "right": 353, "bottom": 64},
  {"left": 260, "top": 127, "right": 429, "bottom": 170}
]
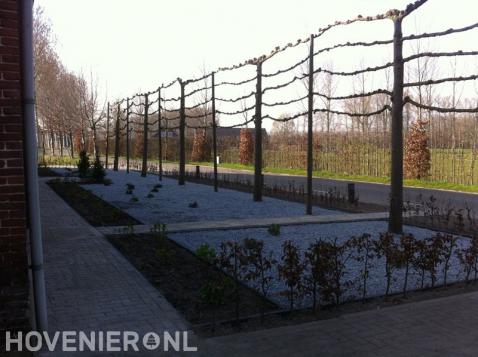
[
  {"left": 196, "top": 165, "right": 200, "bottom": 179},
  {"left": 348, "top": 183, "right": 356, "bottom": 204}
]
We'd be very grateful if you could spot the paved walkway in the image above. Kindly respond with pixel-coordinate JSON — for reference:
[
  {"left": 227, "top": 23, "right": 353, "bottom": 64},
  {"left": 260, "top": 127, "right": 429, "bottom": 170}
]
[
  {"left": 98, "top": 212, "right": 389, "bottom": 236},
  {"left": 203, "top": 291, "right": 478, "bottom": 356},
  {"left": 38, "top": 180, "right": 198, "bottom": 356}
]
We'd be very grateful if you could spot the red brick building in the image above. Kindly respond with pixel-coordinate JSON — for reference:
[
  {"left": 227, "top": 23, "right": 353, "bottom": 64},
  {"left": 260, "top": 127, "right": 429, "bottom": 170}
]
[{"left": 1, "top": 0, "right": 45, "bottom": 339}]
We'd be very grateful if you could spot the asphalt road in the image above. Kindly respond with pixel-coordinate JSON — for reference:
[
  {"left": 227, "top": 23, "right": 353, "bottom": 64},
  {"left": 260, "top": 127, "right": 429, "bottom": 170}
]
[{"left": 160, "top": 162, "right": 478, "bottom": 211}]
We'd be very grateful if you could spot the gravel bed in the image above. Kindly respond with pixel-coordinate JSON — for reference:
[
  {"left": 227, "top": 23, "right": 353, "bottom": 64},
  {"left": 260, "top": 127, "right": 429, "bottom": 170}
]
[
  {"left": 79, "top": 170, "right": 342, "bottom": 224},
  {"left": 169, "top": 221, "right": 469, "bottom": 309}
]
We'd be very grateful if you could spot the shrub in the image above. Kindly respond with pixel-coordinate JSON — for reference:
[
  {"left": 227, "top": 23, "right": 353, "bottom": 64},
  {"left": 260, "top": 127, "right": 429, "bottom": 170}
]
[
  {"left": 315, "top": 238, "right": 352, "bottom": 306},
  {"left": 374, "top": 232, "right": 401, "bottom": 298},
  {"left": 191, "top": 129, "right": 211, "bottom": 162},
  {"left": 243, "top": 238, "right": 276, "bottom": 321},
  {"left": 150, "top": 223, "right": 167, "bottom": 239},
  {"left": 200, "top": 277, "right": 230, "bottom": 331},
  {"left": 457, "top": 235, "right": 478, "bottom": 284},
  {"left": 303, "top": 240, "right": 323, "bottom": 310},
  {"left": 91, "top": 157, "right": 105, "bottom": 183},
  {"left": 77, "top": 150, "right": 90, "bottom": 178},
  {"left": 188, "top": 201, "right": 198, "bottom": 208},
  {"left": 350, "top": 234, "right": 375, "bottom": 302},
  {"left": 278, "top": 240, "right": 304, "bottom": 311},
  {"left": 216, "top": 241, "right": 247, "bottom": 323},
  {"left": 129, "top": 196, "right": 139, "bottom": 203},
  {"left": 404, "top": 119, "right": 431, "bottom": 180},
  {"left": 125, "top": 183, "right": 135, "bottom": 194},
  {"left": 441, "top": 234, "right": 457, "bottom": 288},
  {"left": 146, "top": 193, "right": 154, "bottom": 198},
  {"left": 267, "top": 224, "right": 281, "bottom": 236},
  {"left": 239, "top": 128, "right": 253, "bottom": 165},
  {"left": 196, "top": 243, "right": 217, "bottom": 265},
  {"left": 398, "top": 233, "right": 416, "bottom": 296}
]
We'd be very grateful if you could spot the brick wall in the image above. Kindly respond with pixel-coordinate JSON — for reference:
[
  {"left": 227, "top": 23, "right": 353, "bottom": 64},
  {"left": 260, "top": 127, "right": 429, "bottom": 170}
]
[{"left": 0, "top": 0, "right": 30, "bottom": 336}]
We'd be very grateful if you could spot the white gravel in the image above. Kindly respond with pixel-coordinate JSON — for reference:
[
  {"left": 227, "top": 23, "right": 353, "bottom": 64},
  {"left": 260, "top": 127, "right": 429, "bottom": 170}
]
[
  {"left": 169, "top": 221, "right": 469, "bottom": 309},
  {"left": 79, "top": 170, "right": 342, "bottom": 224}
]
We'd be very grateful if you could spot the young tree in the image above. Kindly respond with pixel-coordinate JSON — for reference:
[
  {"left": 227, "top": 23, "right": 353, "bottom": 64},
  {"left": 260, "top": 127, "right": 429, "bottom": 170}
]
[
  {"left": 79, "top": 72, "right": 106, "bottom": 159},
  {"left": 350, "top": 234, "right": 375, "bottom": 302},
  {"left": 404, "top": 119, "right": 431, "bottom": 180},
  {"left": 242, "top": 238, "right": 276, "bottom": 322},
  {"left": 278, "top": 240, "right": 304, "bottom": 311},
  {"left": 216, "top": 241, "right": 247, "bottom": 324},
  {"left": 374, "top": 232, "right": 401, "bottom": 298},
  {"left": 399, "top": 233, "right": 417, "bottom": 296}
]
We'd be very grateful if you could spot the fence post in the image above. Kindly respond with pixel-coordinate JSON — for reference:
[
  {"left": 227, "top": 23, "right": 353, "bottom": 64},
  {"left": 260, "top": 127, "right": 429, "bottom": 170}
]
[
  {"left": 105, "top": 102, "right": 110, "bottom": 169},
  {"left": 306, "top": 34, "right": 314, "bottom": 215},
  {"left": 389, "top": 17, "right": 404, "bottom": 234},
  {"left": 179, "top": 79, "right": 186, "bottom": 185},
  {"left": 113, "top": 103, "right": 120, "bottom": 171},
  {"left": 158, "top": 88, "right": 163, "bottom": 181},
  {"left": 141, "top": 94, "right": 149, "bottom": 177},
  {"left": 126, "top": 98, "right": 130, "bottom": 173},
  {"left": 253, "top": 62, "right": 263, "bottom": 202},
  {"left": 211, "top": 72, "right": 218, "bottom": 192}
]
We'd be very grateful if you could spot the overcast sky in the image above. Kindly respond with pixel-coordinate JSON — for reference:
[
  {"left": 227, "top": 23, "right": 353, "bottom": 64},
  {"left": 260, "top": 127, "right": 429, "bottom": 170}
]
[{"left": 36, "top": 0, "right": 477, "bottom": 128}]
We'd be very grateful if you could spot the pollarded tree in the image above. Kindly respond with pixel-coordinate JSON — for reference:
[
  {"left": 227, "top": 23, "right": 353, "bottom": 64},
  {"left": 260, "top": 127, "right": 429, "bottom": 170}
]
[
  {"left": 239, "top": 128, "right": 253, "bottom": 165},
  {"left": 404, "top": 119, "right": 431, "bottom": 180}
]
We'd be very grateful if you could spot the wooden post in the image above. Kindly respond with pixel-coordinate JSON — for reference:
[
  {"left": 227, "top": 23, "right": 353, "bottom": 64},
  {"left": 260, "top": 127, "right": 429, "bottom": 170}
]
[
  {"left": 179, "top": 79, "right": 186, "bottom": 185},
  {"left": 113, "top": 103, "right": 120, "bottom": 171},
  {"left": 389, "top": 18, "right": 404, "bottom": 234},
  {"left": 126, "top": 98, "right": 130, "bottom": 173},
  {"left": 105, "top": 102, "right": 110, "bottom": 169},
  {"left": 141, "top": 94, "right": 149, "bottom": 177},
  {"left": 253, "top": 62, "right": 263, "bottom": 202},
  {"left": 158, "top": 89, "right": 163, "bottom": 181},
  {"left": 306, "top": 34, "right": 314, "bottom": 215},
  {"left": 211, "top": 72, "right": 218, "bottom": 192}
]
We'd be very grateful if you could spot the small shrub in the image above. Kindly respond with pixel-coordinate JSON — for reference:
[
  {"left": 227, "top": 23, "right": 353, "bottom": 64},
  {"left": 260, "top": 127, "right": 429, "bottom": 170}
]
[
  {"left": 216, "top": 241, "right": 247, "bottom": 323},
  {"left": 267, "top": 224, "right": 280, "bottom": 236},
  {"left": 243, "top": 238, "right": 276, "bottom": 321},
  {"left": 125, "top": 183, "right": 135, "bottom": 194},
  {"left": 150, "top": 223, "right": 167, "bottom": 239},
  {"left": 278, "top": 240, "right": 304, "bottom": 311},
  {"left": 91, "top": 157, "right": 105, "bottom": 183},
  {"left": 189, "top": 201, "right": 198, "bottom": 208},
  {"left": 374, "top": 232, "right": 401, "bottom": 298},
  {"left": 77, "top": 150, "right": 90, "bottom": 178},
  {"left": 146, "top": 193, "right": 154, "bottom": 198},
  {"left": 350, "top": 233, "right": 375, "bottom": 302},
  {"left": 129, "top": 196, "right": 139, "bottom": 203},
  {"left": 200, "top": 277, "right": 230, "bottom": 331},
  {"left": 398, "top": 233, "right": 416, "bottom": 296},
  {"left": 457, "top": 235, "right": 478, "bottom": 284},
  {"left": 196, "top": 243, "right": 217, "bottom": 265}
]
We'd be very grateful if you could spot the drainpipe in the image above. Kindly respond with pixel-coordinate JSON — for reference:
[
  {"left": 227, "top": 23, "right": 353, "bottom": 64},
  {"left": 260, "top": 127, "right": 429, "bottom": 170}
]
[{"left": 21, "top": 0, "right": 48, "bottom": 331}]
